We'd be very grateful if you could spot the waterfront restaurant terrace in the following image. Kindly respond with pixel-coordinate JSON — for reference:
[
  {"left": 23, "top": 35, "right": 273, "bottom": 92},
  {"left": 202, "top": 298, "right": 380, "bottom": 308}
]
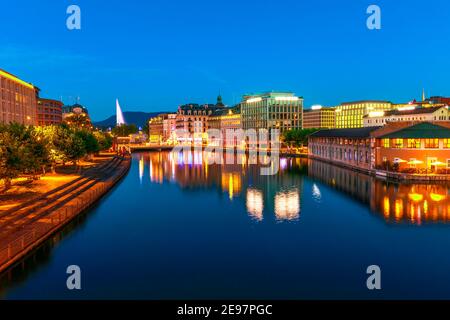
[
  {"left": 372, "top": 122, "right": 450, "bottom": 175},
  {"left": 308, "top": 122, "right": 450, "bottom": 180}
]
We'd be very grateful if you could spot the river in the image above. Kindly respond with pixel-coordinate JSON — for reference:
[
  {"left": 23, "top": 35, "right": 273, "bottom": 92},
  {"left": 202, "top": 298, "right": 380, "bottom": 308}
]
[{"left": 1, "top": 150, "right": 450, "bottom": 299}]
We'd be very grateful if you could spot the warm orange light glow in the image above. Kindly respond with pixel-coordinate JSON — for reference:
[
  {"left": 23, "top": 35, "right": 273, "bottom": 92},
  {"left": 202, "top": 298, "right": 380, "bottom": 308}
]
[
  {"left": 228, "top": 174, "right": 234, "bottom": 200},
  {"left": 430, "top": 193, "right": 446, "bottom": 202},
  {"left": 0, "top": 69, "right": 35, "bottom": 89},
  {"left": 394, "top": 199, "right": 403, "bottom": 220},
  {"left": 383, "top": 196, "right": 390, "bottom": 218},
  {"left": 408, "top": 193, "right": 423, "bottom": 202}
]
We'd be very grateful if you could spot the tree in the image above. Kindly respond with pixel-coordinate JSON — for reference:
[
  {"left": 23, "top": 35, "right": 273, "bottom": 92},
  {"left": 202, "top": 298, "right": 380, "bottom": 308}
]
[
  {"left": 0, "top": 123, "right": 50, "bottom": 191},
  {"left": 75, "top": 130, "right": 99, "bottom": 155},
  {"left": 0, "top": 126, "right": 22, "bottom": 191},
  {"left": 36, "top": 125, "right": 65, "bottom": 173},
  {"left": 49, "top": 124, "right": 86, "bottom": 166},
  {"left": 64, "top": 133, "right": 86, "bottom": 165},
  {"left": 93, "top": 131, "right": 113, "bottom": 151},
  {"left": 63, "top": 113, "right": 92, "bottom": 130},
  {"left": 282, "top": 128, "right": 320, "bottom": 148},
  {"left": 111, "top": 124, "right": 138, "bottom": 137}
]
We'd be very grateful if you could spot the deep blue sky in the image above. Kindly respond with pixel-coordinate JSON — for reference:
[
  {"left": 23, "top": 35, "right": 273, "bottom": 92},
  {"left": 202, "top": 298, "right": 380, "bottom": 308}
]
[{"left": 1, "top": 0, "right": 449, "bottom": 121}]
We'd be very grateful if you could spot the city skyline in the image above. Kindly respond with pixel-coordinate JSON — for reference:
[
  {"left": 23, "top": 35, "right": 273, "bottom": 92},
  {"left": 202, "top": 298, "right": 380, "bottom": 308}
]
[{"left": 2, "top": 0, "right": 450, "bottom": 120}]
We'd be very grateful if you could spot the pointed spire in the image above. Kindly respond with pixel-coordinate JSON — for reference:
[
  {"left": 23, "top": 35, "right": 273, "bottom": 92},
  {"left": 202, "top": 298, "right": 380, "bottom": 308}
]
[
  {"left": 216, "top": 92, "right": 224, "bottom": 107},
  {"left": 422, "top": 88, "right": 426, "bottom": 102}
]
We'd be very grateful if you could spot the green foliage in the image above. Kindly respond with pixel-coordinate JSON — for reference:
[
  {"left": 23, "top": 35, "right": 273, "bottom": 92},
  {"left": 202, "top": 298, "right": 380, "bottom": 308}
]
[
  {"left": 75, "top": 130, "right": 99, "bottom": 155},
  {"left": 35, "top": 125, "right": 66, "bottom": 167},
  {"left": 0, "top": 123, "right": 50, "bottom": 190},
  {"left": 1, "top": 123, "right": 115, "bottom": 191},
  {"left": 64, "top": 133, "right": 86, "bottom": 164},
  {"left": 111, "top": 124, "right": 138, "bottom": 137},
  {"left": 282, "top": 128, "right": 320, "bottom": 147},
  {"left": 142, "top": 120, "right": 150, "bottom": 136},
  {"left": 63, "top": 113, "right": 92, "bottom": 130},
  {"left": 93, "top": 131, "right": 113, "bottom": 151}
]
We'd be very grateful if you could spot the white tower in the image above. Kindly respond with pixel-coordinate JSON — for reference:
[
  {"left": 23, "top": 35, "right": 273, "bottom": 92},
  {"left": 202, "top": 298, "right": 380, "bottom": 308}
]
[{"left": 116, "top": 99, "right": 125, "bottom": 126}]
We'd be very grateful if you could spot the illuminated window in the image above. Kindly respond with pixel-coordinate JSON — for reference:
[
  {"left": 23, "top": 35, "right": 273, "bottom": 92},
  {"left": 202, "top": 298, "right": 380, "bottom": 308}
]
[
  {"left": 407, "top": 139, "right": 421, "bottom": 148},
  {"left": 444, "top": 139, "right": 450, "bottom": 148},
  {"left": 382, "top": 139, "right": 390, "bottom": 148},
  {"left": 424, "top": 139, "right": 439, "bottom": 148},
  {"left": 393, "top": 139, "right": 403, "bottom": 148}
]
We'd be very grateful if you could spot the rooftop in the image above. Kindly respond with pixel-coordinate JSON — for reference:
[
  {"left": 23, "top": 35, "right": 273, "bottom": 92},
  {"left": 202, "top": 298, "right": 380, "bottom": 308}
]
[
  {"left": 0, "top": 68, "right": 35, "bottom": 90},
  {"left": 385, "top": 106, "right": 447, "bottom": 116},
  {"left": 363, "top": 106, "right": 449, "bottom": 118},
  {"left": 210, "top": 106, "right": 241, "bottom": 117},
  {"left": 304, "top": 107, "right": 335, "bottom": 113},
  {"left": 242, "top": 92, "right": 303, "bottom": 100},
  {"left": 178, "top": 103, "right": 226, "bottom": 112},
  {"left": 340, "top": 100, "right": 392, "bottom": 106},
  {"left": 376, "top": 122, "right": 450, "bottom": 139}
]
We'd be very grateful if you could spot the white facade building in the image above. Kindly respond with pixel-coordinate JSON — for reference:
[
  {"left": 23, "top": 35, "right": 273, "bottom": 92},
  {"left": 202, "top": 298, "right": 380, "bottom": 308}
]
[{"left": 363, "top": 105, "right": 450, "bottom": 127}]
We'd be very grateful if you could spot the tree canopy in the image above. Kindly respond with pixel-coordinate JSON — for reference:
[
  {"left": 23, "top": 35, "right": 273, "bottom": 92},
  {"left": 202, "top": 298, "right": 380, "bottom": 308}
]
[
  {"left": 1, "top": 123, "right": 114, "bottom": 192},
  {"left": 111, "top": 124, "right": 138, "bottom": 137},
  {"left": 282, "top": 128, "right": 320, "bottom": 147}
]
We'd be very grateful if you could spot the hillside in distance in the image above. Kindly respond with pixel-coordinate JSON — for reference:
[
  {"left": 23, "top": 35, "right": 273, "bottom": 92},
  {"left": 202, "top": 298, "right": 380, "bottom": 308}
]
[{"left": 93, "top": 111, "right": 168, "bottom": 128}]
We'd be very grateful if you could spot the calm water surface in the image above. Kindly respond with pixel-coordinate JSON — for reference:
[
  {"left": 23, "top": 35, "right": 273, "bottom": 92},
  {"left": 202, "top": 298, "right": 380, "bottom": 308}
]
[{"left": 1, "top": 151, "right": 450, "bottom": 299}]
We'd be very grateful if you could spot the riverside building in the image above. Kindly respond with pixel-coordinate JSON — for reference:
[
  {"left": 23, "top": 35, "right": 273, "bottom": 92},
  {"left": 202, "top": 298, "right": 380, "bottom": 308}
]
[
  {"left": 0, "top": 68, "right": 38, "bottom": 125},
  {"left": 335, "top": 100, "right": 393, "bottom": 129},
  {"left": 176, "top": 97, "right": 226, "bottom": 144},
  {"left": 36, "top": 98, "right": 63, "bottom": 126},
  {"left": 240, "top": 92, "right": 303, "bottom": 133},
  {"left": 208, "top": 106, "right": 242, "bottom": 148},
  {"left": 163, "top": 113, "right": 177, "bottom": 143},
  {"left": 363, "top": 105, "right": 450, "bottom": 127},
  {"left": 372, "top": 122, "right": 450, "bottom": 173},
  {"left": 308, "top": 127, "right": 381, "bottom": 171},
  {"left": 149, "top": 114, "right": 165, "bottom": 144},
  {"left": 308, "top": 121, "right": 450, "bottom": 176},
  {"left": 303, "top": 105, "right": 335, "bottom": 129}
]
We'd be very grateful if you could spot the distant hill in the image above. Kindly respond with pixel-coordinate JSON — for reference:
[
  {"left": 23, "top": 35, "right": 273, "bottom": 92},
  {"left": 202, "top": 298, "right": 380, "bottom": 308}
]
[{"left": 93, "top": 111, "right": 168, "bottom": 129}]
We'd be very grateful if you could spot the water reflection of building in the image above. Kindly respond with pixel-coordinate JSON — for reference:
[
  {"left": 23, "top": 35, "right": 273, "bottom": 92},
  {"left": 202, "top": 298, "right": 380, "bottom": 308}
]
[
  {"left": 246, "top": 188, "right": 264, "bottom": 221},
  {"left": 274, "top": 188, "right": 300, "bottom": 221},
  {"left": 141, "top": 151, "right": 306, "bottom": 222},
  {"left": 374, "top": 183, "right": 449, "bottom": 224},
  {"left": 308, "top": 159, "right": 374, "bottom": 204},
  {"left": 308, "top": 158, "right": 450, "bottom": 224},
  {"left": 221, "top": 172, "right": 242, "bottom": 200}
]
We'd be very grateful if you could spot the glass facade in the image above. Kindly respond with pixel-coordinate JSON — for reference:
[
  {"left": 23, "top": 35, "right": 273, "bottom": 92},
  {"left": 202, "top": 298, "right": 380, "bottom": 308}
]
[
  {"left": 240, "top": 92, "right": 303, "bottom": 133},
  {"left": 335, "top": 101, "right": 392, "bottom": 128}
]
